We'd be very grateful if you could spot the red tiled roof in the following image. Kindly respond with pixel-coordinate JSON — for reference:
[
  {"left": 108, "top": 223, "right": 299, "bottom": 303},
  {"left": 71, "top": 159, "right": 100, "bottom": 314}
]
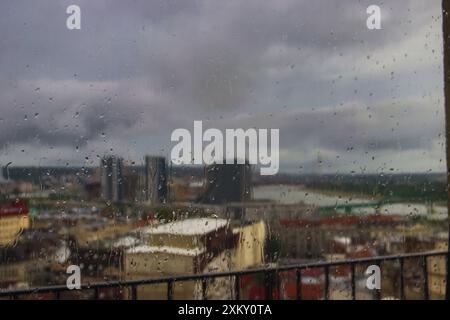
[{"left": 0, "top": 200, "right": 28, "bottom": 218}]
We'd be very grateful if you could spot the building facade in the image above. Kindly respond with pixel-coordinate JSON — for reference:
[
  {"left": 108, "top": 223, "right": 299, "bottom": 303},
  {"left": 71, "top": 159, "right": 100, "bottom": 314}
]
[
  {"left": 100, "top": 156, "right": 124, "bottom": 203},
  {"left": 201, "top": 162, "right": 252, "bottom": 206},
  {"left": 0, "top": 201, "right": 30, "bottom": 247},
  {"left": 144, "top": 156, "right": 168, "bottom": 205}
]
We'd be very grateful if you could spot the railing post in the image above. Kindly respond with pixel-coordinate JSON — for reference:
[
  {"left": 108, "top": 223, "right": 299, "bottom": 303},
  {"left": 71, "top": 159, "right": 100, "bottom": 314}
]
[
  {"left": 422, "top": 256, "right": 429, "bottom": 300},
  {"left": 324, "top": 266, "right": 330, "bottom": 300},
  {"left": 167, "top": 280, "right": 174, "bottom": 300},
  {"left": 375, "top": 261, "right": 382, "bottom": 300},
  {"left": 201, "top": 278, "right": 208, "bottom": 300},
  {"left": 399, "top": 258, "right": 405, "bottom": 300},
  {"left": 234, "top": 275, "right": 240, "bottom": 300},
  {"left": 276, "top": 270, "right": 281, "bottom": 300},
  {"left": 130, "top": 285, "right": 137, "bottom": 300},
  {"left": 296, "top": 269, "right": 302, "bottom": 300},
  {"left": 350, "top": 263, "right": 356, "bottom": 300},
  {"left": 265, "top": 271, "right": 274, "bottom": 300},
  {"left": 94, "top": 287, "right": 100, "bottom": 300}
]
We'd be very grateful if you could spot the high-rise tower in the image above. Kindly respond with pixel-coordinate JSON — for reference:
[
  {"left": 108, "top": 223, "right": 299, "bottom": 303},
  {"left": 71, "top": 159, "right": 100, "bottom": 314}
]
[
  {"left": 144, "top": 156, "right": 168, "bottom": 205},
  {"left": 100, "top": 155, "right": 124, "bottom": 203},
  {"left": 201, "top": 162, "right": 252, "bottom": 204}
]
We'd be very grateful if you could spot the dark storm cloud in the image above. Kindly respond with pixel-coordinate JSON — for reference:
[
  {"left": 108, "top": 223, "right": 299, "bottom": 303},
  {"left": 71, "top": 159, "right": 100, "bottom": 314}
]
[
  {"left": 0, "top": 0, "right": 446, "bottom": 172},
  {"left": 0, "top": 80, "right": 143, "bottom": 149},
  {"left": 207, "top": 95, "right": 444, "bottom": 154}
]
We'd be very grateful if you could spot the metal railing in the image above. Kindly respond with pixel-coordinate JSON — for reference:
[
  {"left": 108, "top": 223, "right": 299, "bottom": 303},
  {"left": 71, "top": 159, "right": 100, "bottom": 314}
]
[{"left": 0, "top": 250, "right": 447, "bottom": 300}]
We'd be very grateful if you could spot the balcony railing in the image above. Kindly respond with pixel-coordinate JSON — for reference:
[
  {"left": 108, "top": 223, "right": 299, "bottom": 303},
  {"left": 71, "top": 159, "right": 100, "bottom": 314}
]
[{"left": 0, "top": 250, "right": 448, "bottom": 300}]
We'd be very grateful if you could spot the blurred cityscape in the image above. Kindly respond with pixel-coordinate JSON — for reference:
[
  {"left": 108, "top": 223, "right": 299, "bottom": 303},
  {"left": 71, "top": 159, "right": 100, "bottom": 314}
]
[{"left": 0, "top": 156, "right": 448, "bottom": 299}]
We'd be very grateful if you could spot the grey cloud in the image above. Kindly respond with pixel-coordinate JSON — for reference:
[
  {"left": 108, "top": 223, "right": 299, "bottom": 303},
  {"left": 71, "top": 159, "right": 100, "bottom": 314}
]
[
  {"left": 209, "top": 97, "right": 444, "bottom": 154},
  {"left": 0, "top": 81, "right": 143, "bottom": 149},
  {"left": 0, "top": 0, "right": 446, "bottom": 173}
]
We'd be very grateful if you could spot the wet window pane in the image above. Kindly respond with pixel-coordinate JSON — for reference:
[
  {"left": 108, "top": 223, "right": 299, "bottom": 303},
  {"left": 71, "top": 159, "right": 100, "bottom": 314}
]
[{"left": 0, "top": 0, "right": 448, "bottom": 300}]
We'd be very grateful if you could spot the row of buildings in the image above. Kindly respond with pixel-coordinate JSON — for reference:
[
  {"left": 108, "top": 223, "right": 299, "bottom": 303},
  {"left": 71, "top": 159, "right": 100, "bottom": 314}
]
[
  {"left": 100, "top": 155, "right": 168, "bottom": 204},
  {"left": 3, "top": 203, "right": 446, "bottom": 299},
  {"left": 97, "top": 155, "right": 252, "bottom": 206}
]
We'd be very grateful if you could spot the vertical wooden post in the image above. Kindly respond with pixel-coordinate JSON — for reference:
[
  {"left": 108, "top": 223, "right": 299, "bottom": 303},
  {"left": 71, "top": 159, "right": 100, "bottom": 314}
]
[{"left": 442, "top": 0, "right": 450, "bottom": 301}]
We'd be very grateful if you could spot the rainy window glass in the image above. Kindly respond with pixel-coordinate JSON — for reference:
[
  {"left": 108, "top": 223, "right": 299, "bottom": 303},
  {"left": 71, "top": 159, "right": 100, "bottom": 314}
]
[{"left": 0, "top": 0, "right": 448, "bottom": 301}]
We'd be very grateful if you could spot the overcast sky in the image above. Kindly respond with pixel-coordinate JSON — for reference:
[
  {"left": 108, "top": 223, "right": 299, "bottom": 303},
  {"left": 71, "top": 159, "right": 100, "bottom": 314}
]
[{"left": 0, "top": 0, "right": 446, "bottom": 174}]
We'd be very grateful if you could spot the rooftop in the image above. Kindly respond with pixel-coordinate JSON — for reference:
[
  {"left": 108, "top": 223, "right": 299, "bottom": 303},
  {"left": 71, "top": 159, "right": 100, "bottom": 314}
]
[
  {"left": 126, "top": 245, "right": 205, "bottom": 256},
  {"left": 142, "top": 218, "right": 229, "bottom": 236}
]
